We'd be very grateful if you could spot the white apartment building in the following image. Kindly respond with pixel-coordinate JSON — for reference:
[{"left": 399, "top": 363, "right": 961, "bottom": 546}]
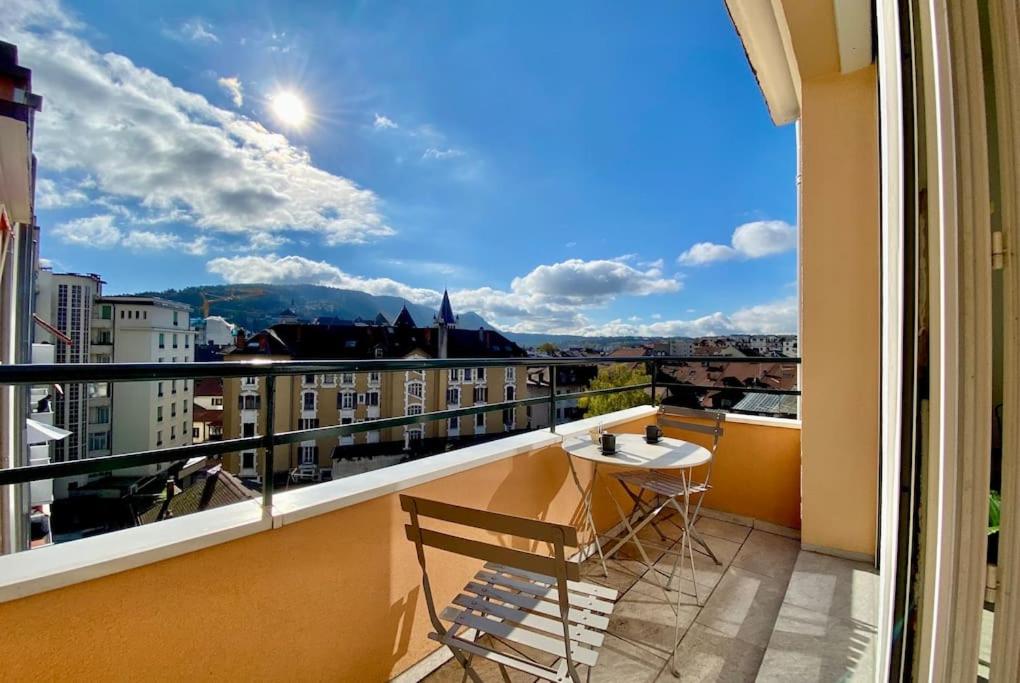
[
  {"left": 34, "top": 272, "right": 103, "bottom": 485},
  {"left": 96, "top": 297, "right": 195, "bottom": 480},
  {"left": 668, "top": 338, "right": 694, "bottom": 356}
]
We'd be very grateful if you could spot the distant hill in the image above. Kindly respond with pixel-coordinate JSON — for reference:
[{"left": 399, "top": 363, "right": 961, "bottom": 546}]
[{"left": 131, "top": 283, "right": 493, "bottom": 333}]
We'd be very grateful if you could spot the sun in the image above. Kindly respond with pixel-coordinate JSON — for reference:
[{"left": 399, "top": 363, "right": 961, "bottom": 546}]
[{"left": 269, "top": 90, "right": 308, "bottom": 128}]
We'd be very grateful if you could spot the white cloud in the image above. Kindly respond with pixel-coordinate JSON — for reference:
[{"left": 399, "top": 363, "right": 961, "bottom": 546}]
[
  {"left": 678, "top": 220, "right": 796, "bottom": 265},
  {"left": 35, "top": 177, "right": 88, "bottom": 209},
  {"left": 52, "top": 214, "right": 122, "bottom": 247},
  {"left": 165, "top": 18, "right": 219, "bottom": 43},
  {"left": 120, "top": 230, "right": 180, "bottom": 251},
  {"left": 217, "top": 76, "right": 243, "bottom": 107},
  {"left": 373, "top": 113, "right": 398, "bottom": 130},
  {"left": 575, "top": 297, "right": 798, "bottom": 337},
  {"left": 422, "top": 147, "right": 465, "bottom": 161},
  {"left": 13, "top": 3, "right": 393, "bottom": 246},
  {"left": 204, "top": 254, "right": 682, "bottom": 333}
]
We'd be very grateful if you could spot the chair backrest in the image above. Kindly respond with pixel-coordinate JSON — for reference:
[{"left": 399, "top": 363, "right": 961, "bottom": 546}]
[
  {"left": 401, "top": 494, "right": 583, "bottom": 677},
  {"left": 401, "top": 494, "right": 580, "bottom": 581},
  {"left": 658, "top": 406, "right": 725, "bottom": 454}
]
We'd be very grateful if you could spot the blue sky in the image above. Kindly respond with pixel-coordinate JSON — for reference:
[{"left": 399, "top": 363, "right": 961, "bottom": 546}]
[{"left": 10, "top": 0, "right": 797, "bottom": 335}]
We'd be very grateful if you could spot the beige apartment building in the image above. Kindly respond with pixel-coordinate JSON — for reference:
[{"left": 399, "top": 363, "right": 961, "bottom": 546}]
[{"left": 221, "top": 295, "right": 528, "bottom": 480}]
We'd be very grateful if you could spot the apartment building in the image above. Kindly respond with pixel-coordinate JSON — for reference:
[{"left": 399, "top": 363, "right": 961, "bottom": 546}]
[
  {"left": 34, "top": 272, "right": 103, "bottom": 481},
  {"left": 93, "top": 296, "right": 195, "bottom": 480},
  {"left": 525, "top": 364, "right": 598, "bottom": 429},
  {"left": 222, "top": 293, "right": 527, "bottom": 481},
  {"left": 191, "top": 378, "right": 223, "bottom": 443}
]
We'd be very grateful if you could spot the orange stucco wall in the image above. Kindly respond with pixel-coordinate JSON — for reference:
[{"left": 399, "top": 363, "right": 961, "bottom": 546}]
[
  {"left": 0, "top": 414, "right": 800, "bottom": 680},
  {"left": 799, "top": 65, "right": 880, "bottom": 558}
]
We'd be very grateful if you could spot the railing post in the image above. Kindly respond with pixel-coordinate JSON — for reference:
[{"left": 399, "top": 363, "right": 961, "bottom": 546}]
[
  {"left": 262, "top": 374, "right": 276, "bottom": 509},
  {"left": 549, "top": 365, "right": 557, "bottom": 434}
]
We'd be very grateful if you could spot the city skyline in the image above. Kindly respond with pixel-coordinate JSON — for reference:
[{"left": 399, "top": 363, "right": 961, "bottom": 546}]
[{"left": 11, "top": 0, "right": 797, "bottom": 336}]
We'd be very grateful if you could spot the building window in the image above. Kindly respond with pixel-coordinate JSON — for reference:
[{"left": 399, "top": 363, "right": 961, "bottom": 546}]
[
  {"left": 241, "top": 451, "right": 256, "bottom": 472},
  {"left": 505, "top": 367, "right": 516, "bottom": 382},
  {"left": 173, "top": 311, "right": 179, "bottom": 326},
  {"left": 211, "top": 397, "right": 223, "bottom": 407},
  {"left": 120, "top": 310, "right": 125, "bottom": 319},
  {"left": 448, "top": 417, "right": 459, "bottom": 431},
  {"left": 448, "top": 368, "right": 460, "bottom": 383},
  {"left": 171, "top": 380, "right": 177, "bottom": 394},
  {"left": 172, "top": 333, "right": 178, "bottom": 349},
  {"left": 158, "top": 332, "right": 165, "bottom": 349},
  {"left": 299, "top": 445, "right": 317, "bottom": 465},
  {"left": 368, "top": 371, "right": 381, "bottom": 384},
  {"left": 298, "top": 418, "right": 319, "bottom": 431},
  {"left": 171, "top": 403, "right": 177, "bottom": 418},
  {"left": 463, "top": 368, "right": 472, "bottom": 382},
  {"left": 185, "top": 335, "right": 190, "bottom": 348},
  {"left": 100, "top": 305, "right": 112, "bottom": 320},
  {"left": 341, "top": 372, "right": 355, "bottom": 385},
  {"left": 88, "top": 431, "right": 109, "bottom": 451},
  {"left": 475, "top": 412, "right": 485, "bottom": 428},
  {"left": 505, "top": 385, "right": 516, "bottom": 401},
  {"left": 321, "top": 374, "right": 335, "bottom": 386},
  {"left": 407, "top": 382, "right": 424, "bottom": 398},
  {"left": 170, "top": 425, "right": 176, "bottom": 440},
  {"left": 183, "top": 399, "right": 188, "bottom": 413},
  {"left": 303, "top": 374, "right": 316, "bottom": 386},
  {"left": 407, "top": 405, "right": 423, "bottom": 416},
  {"left": 242, "top": 422, "right": 256, "bottom": 438},
  {"left": 474, "top": 386, "right": 488, "bottom": 403},
  {"left": 156, "top": 430, "right": 163, "bottom": 446},
  {"left": 192, "top": 427, "right": 200, "bottom": 438},
  {"left": 89, "top": 406, "right": 110, "bottom": 424},
  {"left": 157, "top": 406, "right": 163, "bottom": 422},
  {"left": 476, "top": 367, "right": 486, "bottom": 383},
  {"left": 339, "top": 392, "right": 356, "bottom": 410},
  {"left": 243, "top": 377, "right": 256, "bottom": 386},
  {"left": 447, "top": 387, "right": 460, "bottom": 406},
  {"left": 302, "top": 392, "right": 315, "bottom": 411},
  {"left": 240, "top": 395, "right": 260, "bottom": 410},
  {"left": 366, "top": 391, "right": 380, "bottom": 407},
  {"left": 408, "top": 429, "right": 423, "bottom": 443}
]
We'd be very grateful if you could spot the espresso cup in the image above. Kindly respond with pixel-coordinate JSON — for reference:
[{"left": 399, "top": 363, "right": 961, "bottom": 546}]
[
  {"left": 600, "top": 432, "right": 616, "bottom": 454},
  {"left": 645, "top": 425, "right": 662, "bottom": 443}
]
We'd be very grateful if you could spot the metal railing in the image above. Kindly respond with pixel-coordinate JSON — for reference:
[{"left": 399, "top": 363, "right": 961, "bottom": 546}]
[{"left": 0, "top": 356, "right": 800, "bottom": 505}]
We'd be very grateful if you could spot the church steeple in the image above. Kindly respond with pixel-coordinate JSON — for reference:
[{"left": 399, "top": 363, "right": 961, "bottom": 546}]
[
  {"left": 437, "top": 289, "right": 456, "bottom": 327},
  {"left": 393, "top": 304, "right": 416, "bottom": 328}
]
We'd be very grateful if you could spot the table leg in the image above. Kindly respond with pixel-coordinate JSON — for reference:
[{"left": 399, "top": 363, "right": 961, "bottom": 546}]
[{"left": 566, "top": 454, "right": 607, "bottom": 576}]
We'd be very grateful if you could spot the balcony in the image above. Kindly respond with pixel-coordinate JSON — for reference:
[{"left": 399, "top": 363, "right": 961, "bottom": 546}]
[{"left": 0, "top": 354, "right": 879, "bottom": 681}]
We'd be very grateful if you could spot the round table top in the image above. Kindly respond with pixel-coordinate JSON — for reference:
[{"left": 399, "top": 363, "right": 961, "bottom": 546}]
[{"left": 563, "top": 433, "right": 711, "bottom": 469}]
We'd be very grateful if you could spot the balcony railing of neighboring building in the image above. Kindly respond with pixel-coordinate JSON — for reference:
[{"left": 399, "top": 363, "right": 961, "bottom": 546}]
[{"left": 0, "top": 355, "right": 799, "bottom": 512}]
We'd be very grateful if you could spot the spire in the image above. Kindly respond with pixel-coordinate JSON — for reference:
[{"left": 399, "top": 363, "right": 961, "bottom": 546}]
[
  {"left": 393, "top": 304, "right": 416, "bottom": 328},
  {"left": 437, "top": 289, "right": 456, "bottom": 327}
]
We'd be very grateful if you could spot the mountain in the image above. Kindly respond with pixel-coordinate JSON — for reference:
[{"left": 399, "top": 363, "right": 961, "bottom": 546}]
[
  {"left": 130, "top": 283, "right": 493, "bottom": 332},
  {"left": 503, "top": 332, "right": 666, "bottom": 350}
]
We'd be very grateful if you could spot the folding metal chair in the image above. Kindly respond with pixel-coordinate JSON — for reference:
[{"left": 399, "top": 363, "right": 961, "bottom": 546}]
[{"left": 401, "top": 494, "right": 618, "bottom": 682}]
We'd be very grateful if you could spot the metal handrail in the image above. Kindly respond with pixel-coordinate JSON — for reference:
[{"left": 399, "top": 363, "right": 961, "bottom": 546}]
[{"left": 0, "top": 355, "right": 800, "bottom": 492}]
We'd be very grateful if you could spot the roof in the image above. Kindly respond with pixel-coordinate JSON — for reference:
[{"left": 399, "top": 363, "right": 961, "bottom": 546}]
[
  {"left": 97, "top": 295, "right": 190, "bottom": 311},
  {"left": 373, "top": 313, "right": 389, "bottom": 326},
  {"left": 137, "top": 466, "right": 255, "bottom": 525},
  {"left": 193, "top": 377, "right": 222, "bottom": 397},
  {"left": 731, "top": 392, "right": 799, "bottom": 416},
  {"left": 438, "top": 290, "right": 456, "bottom": 326},
  {"left": 393, "top": 305, "right": 416, "bottom": 328},
  {"left": 230, "top": 322, "right": 525, "bottom": 360},
  {"left": 192, "top": 406, "right": 223, "bottom": 426},
  {"left": 278, "top": 308, "right": 297, "bottom": 316}
]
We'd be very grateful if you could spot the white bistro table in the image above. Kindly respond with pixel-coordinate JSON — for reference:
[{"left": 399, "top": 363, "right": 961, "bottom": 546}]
[
  {"left": 563, "top": 433, "right": 713, "bottom": 584},
  {"left": 565, "top": 432, "right": 719, "bottom": 677}
]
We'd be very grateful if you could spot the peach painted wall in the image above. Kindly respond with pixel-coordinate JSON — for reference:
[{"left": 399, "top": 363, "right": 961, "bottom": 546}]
[
  {"left": 799, "top": 65, "right": 881, "bottom": 558},
  {"left": 0, "top": 413, "right": 801, "bottom": 680}
]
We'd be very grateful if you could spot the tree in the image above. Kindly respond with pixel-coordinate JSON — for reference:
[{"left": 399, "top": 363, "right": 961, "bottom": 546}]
[
  {"left": 579, "top": 365, "right": 651, "bottom": 418},
  {"left": 537, "top": 342, "right": 559, "bottom": 355}
]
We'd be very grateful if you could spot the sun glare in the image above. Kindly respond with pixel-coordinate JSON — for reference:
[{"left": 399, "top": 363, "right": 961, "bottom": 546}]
[{"left": 270, "top": 90, "right": 308, "bottom": 128}]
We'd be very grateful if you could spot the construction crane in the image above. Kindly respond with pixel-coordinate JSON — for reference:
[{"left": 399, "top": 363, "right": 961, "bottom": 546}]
[{"left": 199, "top": 287, "right": 265, "bottom": 318}]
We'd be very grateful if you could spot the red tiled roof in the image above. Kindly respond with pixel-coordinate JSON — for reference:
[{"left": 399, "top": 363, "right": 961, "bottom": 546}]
[{"left": 194, "top": 377, "right": 223, "bottom": 397}]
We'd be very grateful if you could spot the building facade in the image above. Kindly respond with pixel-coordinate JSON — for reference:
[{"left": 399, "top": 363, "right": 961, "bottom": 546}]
[{"left": 221, "top": 295, "right": 528, "bottom": 481}]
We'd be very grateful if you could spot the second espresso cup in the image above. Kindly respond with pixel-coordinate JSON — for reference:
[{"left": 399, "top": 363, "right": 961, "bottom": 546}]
[{"left": 645, "top": 424, "right": 662, "bottom": 443}]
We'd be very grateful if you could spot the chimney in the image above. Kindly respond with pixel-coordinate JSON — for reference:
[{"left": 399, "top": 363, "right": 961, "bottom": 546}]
[{"left": 235, "top": 329, "right": 247, "bottom": 350}]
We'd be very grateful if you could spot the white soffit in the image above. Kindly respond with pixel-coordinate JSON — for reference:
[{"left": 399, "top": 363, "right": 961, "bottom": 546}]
[
  {"left": 833, "top": 0, "right": 874, "bottom": 74},
  {"left": 724, "top": 0, "right": 801, "bottom": 126}
]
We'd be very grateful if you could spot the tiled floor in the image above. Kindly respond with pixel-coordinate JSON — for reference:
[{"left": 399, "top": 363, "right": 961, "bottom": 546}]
[{"left": 424, "top": 513, "right": 804, "bottom": 682}]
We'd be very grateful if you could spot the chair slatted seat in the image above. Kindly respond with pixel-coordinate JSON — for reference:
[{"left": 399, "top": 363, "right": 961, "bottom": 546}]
[{"left": 401, "top": 495, "right": 618, "bottom": 682}]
